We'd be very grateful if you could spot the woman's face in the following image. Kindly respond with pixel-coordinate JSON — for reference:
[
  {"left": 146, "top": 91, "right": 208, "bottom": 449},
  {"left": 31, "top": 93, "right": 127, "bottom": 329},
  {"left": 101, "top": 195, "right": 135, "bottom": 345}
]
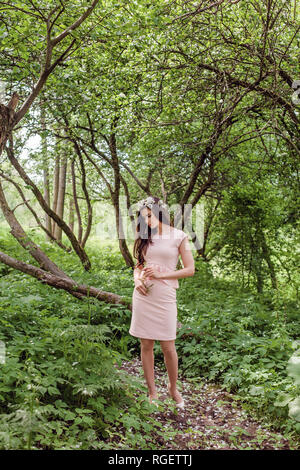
[{"left": 140, "top": 207, "right": 159, "bottom": 229}]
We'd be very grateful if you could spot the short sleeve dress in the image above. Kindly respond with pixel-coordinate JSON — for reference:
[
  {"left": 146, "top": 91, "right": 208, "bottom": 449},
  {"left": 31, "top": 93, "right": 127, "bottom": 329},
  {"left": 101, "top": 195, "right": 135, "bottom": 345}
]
[{"left": 129, "top": 227, "right": 190, "bottom": 341}]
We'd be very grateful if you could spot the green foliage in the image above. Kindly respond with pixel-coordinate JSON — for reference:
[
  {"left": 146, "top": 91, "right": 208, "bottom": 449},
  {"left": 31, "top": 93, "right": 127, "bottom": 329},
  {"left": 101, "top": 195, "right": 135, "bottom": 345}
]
[
  {"left": 173, "top": 262, "right": 300, "bottom": 437},
  {"left": 0, "top": 238, "right": 170, "bottom": 449},
  {"left": 0, "top": 223, "right": 299, "bottom": 447},
  {"left": 0, "top": 0, "right": 299, "bottom": 448},
  {"left": 274, "top": 342, "right": 300, "bottom": 424},
  {"left": 209, "top": 181, "right": 298, "bottom": 295}
]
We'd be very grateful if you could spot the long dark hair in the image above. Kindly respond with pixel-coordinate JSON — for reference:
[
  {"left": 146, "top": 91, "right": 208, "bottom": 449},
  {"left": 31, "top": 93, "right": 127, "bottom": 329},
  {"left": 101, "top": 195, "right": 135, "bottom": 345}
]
[{"left": 133, "top": 196, "right": 172, "bottom": 269}]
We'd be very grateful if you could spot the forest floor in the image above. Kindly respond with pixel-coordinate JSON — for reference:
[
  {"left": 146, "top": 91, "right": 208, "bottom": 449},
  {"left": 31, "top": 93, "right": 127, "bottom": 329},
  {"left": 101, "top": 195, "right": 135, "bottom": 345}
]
[{"left": 115, "top": 357, "right": 300, "bottom": 450}]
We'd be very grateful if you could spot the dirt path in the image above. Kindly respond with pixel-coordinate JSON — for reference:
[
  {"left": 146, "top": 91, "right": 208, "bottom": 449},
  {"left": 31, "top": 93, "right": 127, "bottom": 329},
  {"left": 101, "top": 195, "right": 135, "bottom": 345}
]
[{"left": 115, "top": 357, "right": 299, "bottom": 450}]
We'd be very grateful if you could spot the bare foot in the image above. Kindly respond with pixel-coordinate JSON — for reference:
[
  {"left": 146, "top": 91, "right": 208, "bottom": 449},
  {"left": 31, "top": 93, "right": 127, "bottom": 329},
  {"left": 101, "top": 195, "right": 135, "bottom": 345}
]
[
  {"left": 148, "top": 391, "right": 159, "bottom": 404},
  {"left": 167, "top": 383, "right": 183, "bottom": 404}
]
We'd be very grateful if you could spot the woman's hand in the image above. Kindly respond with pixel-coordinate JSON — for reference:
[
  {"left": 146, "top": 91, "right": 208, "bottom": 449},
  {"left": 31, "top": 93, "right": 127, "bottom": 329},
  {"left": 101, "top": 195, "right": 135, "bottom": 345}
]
[
  {"left": 134, "top": 278, "right": 149, "bottom": 296},
  {"left": 142, "top": 267, "right": 162, "bottom": 280}
]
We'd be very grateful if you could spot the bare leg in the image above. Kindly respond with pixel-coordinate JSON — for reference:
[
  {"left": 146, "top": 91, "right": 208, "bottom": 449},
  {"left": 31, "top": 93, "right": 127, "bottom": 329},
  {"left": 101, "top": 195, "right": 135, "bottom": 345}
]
[
  {"left": 160, "top": 340, "right": 183, "bottom": 403},
  {"left": 140, "top": 338, "right": 158, "bottom": 401}
]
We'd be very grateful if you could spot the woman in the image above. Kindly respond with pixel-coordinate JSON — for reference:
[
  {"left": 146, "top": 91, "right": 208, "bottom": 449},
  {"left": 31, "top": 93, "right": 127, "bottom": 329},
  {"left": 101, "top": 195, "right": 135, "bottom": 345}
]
[{"left": 129, "top": 196, "right": 195, "bottom": 408}]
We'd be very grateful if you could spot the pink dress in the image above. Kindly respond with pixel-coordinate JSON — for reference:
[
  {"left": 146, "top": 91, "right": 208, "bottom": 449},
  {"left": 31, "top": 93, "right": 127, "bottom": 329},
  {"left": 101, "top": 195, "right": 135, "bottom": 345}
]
[{"left": 129, "top": 227, "right": 189, "bottom": 341}]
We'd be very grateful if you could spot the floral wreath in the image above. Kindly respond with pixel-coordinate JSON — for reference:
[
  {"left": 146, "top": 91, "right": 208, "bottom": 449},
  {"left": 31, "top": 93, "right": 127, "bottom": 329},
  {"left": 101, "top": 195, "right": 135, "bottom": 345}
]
[{"left": 136, "top": 196, "right": 168, "bottom": 211}]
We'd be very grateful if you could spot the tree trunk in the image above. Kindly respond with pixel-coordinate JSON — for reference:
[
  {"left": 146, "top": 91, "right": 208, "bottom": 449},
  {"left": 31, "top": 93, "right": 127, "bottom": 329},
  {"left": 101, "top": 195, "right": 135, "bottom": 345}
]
[
  {"left": 40, "top": 99, "right": 52, "bottom": 240},
  {"left": 75, "top": 137, "right": 135, "bottom": 267},
  {"left": 109, "top": 131, "right": 133, "bottom": 267},
  {"left": 260, "top": 229, "right": 278, "bottom": 290},
  {"left": 43, "top": 168, "right": 51, "bottom": 240},
  {"left": 71, "top": 158, "right": 83, "bottom": 244},
  {"left": 68, "top": 161, "right": 75, "bottom": 232},
  {"left": 0, "top": 178, "right": 77, "bottom": 284},
  {"left": 0, "top": 250, "right": 131, "bottom": 308},
  {"left": 75, "top": 142, "right": 92, "bottom": 249},
  {"left": 54, "top": 153, "right": 67, "bottom": 242},
  {"left": 6, "top": 141, "right": 91, "bottom": 270},
  {"left": 115, "top": 198, "right": 134, "bottom": 267},
  {"left": 0, "top": 170, "right": 72, "bottom": 253},
  {"left": 52, "top": 153, "right": 60, "bottom": 236},
  {"left": 0, "top": 93, "right": 19, "bottom": 156}
]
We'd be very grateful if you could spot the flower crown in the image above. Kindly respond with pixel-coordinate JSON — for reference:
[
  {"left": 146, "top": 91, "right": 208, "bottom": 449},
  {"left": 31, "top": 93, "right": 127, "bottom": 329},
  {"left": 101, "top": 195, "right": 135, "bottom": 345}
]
[{"left": 136, "top": 196, "right": 168, "bottom": 211}]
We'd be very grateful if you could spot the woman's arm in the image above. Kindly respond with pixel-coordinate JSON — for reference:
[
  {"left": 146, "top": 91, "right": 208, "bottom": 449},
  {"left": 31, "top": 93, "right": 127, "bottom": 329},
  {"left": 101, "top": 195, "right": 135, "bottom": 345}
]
[
  {"left": 133, "top": 264, "right": 149, "bottom": 295},
  {"left": 144, "top": 237, "right": 195, "bottom": 280},
  {"left": 162, "top": 237, "right": 195, "bottom": 279},
  {"left": 158, "top": 266, "right": 194, "bottom": 280},
  {"left": 159, "top": 237, "right": 195, "bottom": 279}
]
